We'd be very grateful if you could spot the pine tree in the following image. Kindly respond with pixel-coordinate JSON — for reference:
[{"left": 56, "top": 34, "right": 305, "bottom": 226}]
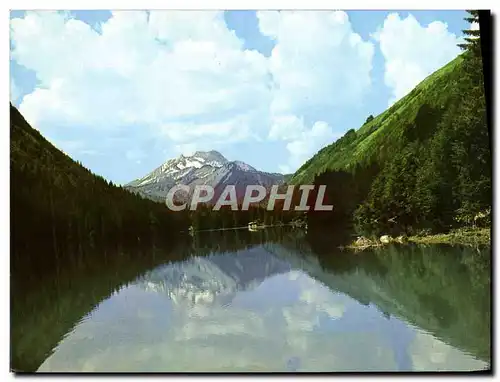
[{"left": 458, "top": 10, "right": 481, "bottom": 57}]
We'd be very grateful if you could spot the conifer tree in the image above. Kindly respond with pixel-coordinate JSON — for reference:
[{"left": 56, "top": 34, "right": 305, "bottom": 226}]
[{"left": 458, "top": 10, "right": 481, "bottom": 57}]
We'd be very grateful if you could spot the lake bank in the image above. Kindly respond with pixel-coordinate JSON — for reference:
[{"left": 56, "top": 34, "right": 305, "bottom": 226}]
[
  {"left": 408, "top": 227, "right": 491, "bottom": 246},
  {"left": 346, "top": 227, "right": 491, "bottom": 251}
]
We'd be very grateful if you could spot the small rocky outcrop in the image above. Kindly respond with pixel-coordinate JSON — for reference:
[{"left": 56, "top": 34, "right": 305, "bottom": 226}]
[
  {"left": 379, "top": 235, "right": 393, "bottom": 244},
  {"left": 355, "top": 236, "right": 372, "bottom": 246},
  {"left": 395, "top": 235, "right": 408, "bottom": 243}
]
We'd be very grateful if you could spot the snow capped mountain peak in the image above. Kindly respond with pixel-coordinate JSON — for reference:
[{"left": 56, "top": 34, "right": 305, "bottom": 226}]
[
  {"left": 135, "top": 249, "right": 291, "bottom": 307},
  {"left": 191, "top": 150, "right": 228, "bottom": 165},
  {"left": 194, "top": 150, "right": 225, "bottom": 159},
  {"left": 232, "top": 160, "right": 256, "bottom": 172},
  {"left": 125, "top": 150, "right": 285, "bottom": 202}
]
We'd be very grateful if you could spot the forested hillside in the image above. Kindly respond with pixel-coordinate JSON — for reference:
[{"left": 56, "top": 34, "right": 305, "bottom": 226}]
[
  {"left": 292, "top": 12, "right": 491, "bottom": 235},
  {"left": 11, "top": 104, "right": 190, "bottom": 273}
]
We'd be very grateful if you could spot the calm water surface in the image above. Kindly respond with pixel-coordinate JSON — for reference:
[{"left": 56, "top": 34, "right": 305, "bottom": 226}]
[{"left": 12, "top": 228, "right": 491, "bottom": 372}]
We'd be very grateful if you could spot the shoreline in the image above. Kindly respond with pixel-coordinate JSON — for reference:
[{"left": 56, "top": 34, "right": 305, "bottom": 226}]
[
  {"left": 346, "top": 227, "right": 491, "bottom": 250},
  {"left": 407, "top": 227, "right": 491, "bottom": 246}
]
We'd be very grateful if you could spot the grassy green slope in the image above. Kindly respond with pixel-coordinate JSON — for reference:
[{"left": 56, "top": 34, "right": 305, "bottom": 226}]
[{"left": 290, "top": 55, "right": 464, "bottom": 184}]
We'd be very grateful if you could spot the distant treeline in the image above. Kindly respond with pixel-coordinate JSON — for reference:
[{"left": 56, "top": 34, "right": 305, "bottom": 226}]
[{"left": 189, "top": 202, "right": 304, "bottom": 231}]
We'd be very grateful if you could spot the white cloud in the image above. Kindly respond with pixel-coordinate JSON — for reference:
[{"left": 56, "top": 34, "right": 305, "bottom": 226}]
[
  {"left": 268, "top": 114, "right": 304, "bottom": 141},
  {"left": 10, "top": 11, "right": 270, "bottom": 147},
  {"left": 285, "top": 121, "right": 337, "bottom": 171},
  {"left": 11, "top": 10, "right": 374, "bottom": 178},
  {"left": 374, "top": 13, "right": 462, "bottom": 105},
  {"left": 268, "top": 115, "right": 337, "bottom": 171},
  {"left": 257, "top": 11, "right": 373, "bottom": 171},
  {"left": 258, "top": 11, "right": 374, "bottom": 115},
  {"left": 161, "top": 112, "right": 257, "bottom": 144}
]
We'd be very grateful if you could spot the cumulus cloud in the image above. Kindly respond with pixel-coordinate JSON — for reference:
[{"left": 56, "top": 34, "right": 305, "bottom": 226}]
[
  {"left": 268, "top": 115, "right": 337, "bottom": 172},
  {"left": 284, "top": 120, "right": 338, "bottom": 171},
  {"left": 10, "top": 10, "right": 374, "bottom": 178},
  {"left": 258, "top": 11, "right": 373, "bottom": 171},
  {"left": 10, "top": 11, "right": 272, "bottom": 182},
  {"left": 11, "top": 11, "right": 269, "bottom": 130},
  {"left": 258, "top": 11, "right": 374, "bottom": 115},
  {"left": 374, "top": 13, "right": 462, "bottom": 105}
]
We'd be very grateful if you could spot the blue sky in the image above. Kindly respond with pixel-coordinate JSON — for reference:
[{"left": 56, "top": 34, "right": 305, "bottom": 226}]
[{"left": 10, "top": 10, "right": 470, "bottom": 184}]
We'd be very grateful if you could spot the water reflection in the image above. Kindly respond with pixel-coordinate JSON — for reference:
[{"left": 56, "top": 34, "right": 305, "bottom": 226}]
[{"left": 12, "top": 228, "right": 490, "bottom": 372}]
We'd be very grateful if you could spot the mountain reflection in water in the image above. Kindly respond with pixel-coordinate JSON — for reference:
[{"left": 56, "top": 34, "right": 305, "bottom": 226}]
[{"left": 11, "top": 228, "right": 490, "bottom": 372}]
